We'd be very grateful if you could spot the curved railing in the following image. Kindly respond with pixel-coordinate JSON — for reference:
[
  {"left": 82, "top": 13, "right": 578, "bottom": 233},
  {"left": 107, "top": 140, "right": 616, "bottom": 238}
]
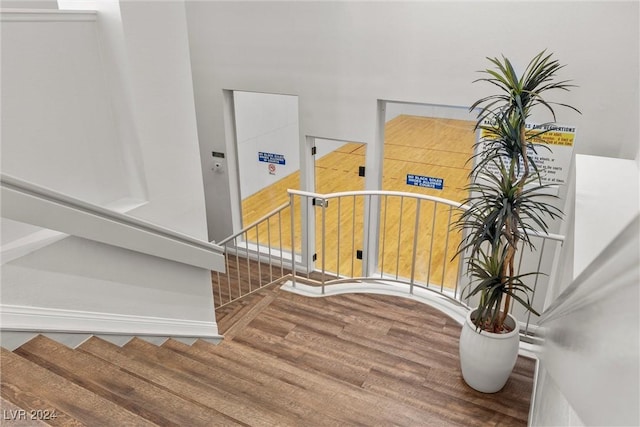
[{"left": 213, "top": 188, "right": 564, "bottom": 335}]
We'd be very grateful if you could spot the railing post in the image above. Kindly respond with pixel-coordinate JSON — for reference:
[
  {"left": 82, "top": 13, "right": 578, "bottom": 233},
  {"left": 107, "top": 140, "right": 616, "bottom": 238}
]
[
  {"left": 321, "top": 196, "right": 326, "bottom": 295},
  {"left": 524, "top": 238, "right": 547, "bottom": 335},
  {"left": 290, "top": 192, "right": 297, "bottom": 288}
]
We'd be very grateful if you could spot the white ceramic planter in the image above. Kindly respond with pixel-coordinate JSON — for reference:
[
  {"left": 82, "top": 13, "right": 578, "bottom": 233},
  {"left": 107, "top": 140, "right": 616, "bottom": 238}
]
[{"left": 459, "top": 309, "right": 520, "bottom": 393}]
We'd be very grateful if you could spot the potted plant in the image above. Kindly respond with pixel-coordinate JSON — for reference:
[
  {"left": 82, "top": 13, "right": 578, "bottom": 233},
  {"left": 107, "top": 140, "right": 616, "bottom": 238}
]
[{"left": 455, "top": 51, "right": 579, "bottom": 393}]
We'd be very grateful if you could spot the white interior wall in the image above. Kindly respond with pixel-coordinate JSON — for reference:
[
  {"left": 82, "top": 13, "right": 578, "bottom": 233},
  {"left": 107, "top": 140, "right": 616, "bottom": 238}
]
[
  {"left": 1, "top": 3, "right": 217, "bottom": 328},
  {"left": 0, "top": 0, "right": 58, "bottom": 8},
  {"left": 186, "top": 1, "right": 639, "bottom": 242},
  {"left": 233, "top": 91, "right": 353, "bottom": 203},
  {"left": 533, "top": 214, "right": 639, "bottom": 426},
  {"left": 234, "top": 91, "right": 300, "bottom": 199},
  {"left": 384, "top": 102, "right": 474, "bottom": 122},
  {"left": 115, "top": 0, "right": 208, "bottom": 239},
  {"left": 2, "top": 235, "right": 214, "bottom": 321},
  {"left": 0, "top": 12, "right": 138, "bottom": 207}
]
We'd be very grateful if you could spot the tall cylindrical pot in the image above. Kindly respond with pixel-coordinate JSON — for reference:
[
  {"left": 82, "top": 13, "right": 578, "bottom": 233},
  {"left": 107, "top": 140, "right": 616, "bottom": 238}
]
[{"left": 459, "top": 309, "right": 520, "bottom": 393}]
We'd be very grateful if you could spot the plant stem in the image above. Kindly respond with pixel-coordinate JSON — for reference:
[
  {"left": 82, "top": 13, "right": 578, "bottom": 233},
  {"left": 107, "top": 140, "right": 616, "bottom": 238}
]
[{"left": 500, "top": 121, "right": 529, "bottom": 329}]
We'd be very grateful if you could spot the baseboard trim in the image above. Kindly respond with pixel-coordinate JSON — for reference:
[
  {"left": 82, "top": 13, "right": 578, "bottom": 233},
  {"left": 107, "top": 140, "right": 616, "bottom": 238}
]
[
  {"left": 280, "top": 280, "right": 469, "bottom": 326},
  {"left": 0, "top": 304, "right": 223, "bottom": 342}
]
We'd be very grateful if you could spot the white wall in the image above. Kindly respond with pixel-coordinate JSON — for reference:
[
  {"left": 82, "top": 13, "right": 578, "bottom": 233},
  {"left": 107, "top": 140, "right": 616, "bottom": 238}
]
[
  {"left": 186, "top": 1, "right": 639, "bottom": 241},
  {"left": 0, "top": 0, "right": 57, "bottom": 8},
  {"left": 1, "top": 4, "right": 217, "bottom": 331},
  {"left": 532, "top": 215, "right": 639, "bottom": 426},
  {"left": 384, "top": 102, "right": 474, "bottom": 122},
  {"left": 115, "top": 0, "right": 209, "bottom": 239},
  {"left": 234, "top": 91, "right": 300, "bottom": 199},
  {"left": 0, "top": 11, "right": 140, "bottom": 207},
  {"left": 2, "top": 233, "right": 214, "bottom": 321},
  {"left": 532, "top": 155, "right": 640, "bottom": 426}
]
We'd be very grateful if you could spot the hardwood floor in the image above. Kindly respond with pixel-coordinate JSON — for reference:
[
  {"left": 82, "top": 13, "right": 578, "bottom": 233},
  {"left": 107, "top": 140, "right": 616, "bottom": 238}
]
[
  {"left": 2, "top": 284, "right": 535, "bottom": 426},
  {"left": 239, "top": 115, "right": 475, "bottom": 288}
]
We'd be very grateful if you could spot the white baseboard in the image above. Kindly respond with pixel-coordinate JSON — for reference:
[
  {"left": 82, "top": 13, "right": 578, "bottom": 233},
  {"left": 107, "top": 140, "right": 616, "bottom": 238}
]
[
  {"left": 0, "top": 304, "right": 223, "bottom": 342},
  {"left": 280, "top": 280, "right": 469, "bottom": 325}
]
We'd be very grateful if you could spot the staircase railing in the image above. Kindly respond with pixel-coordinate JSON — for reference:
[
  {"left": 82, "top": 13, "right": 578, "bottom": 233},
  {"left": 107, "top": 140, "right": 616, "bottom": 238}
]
[
  {"left": 213, "top": 189, "right": 564, "bottom": 335},
  {"left": 1, "top": 174, "right": 225, "bottom": 271},
  {"left": 213, "top": 202, "right": 295, "bottom": 308}
]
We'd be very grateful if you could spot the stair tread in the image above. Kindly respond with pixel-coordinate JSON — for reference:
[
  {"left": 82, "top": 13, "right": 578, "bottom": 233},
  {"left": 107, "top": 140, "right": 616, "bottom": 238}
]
[
  {"left": 0, "top": 347, "right": 154, "bottom": 427},
  {"left": 79, "top": 336, "right": 284, "bottom": 426},
  {"left": 15, "top": 335, "right": 222, "bottom": 427},
  {"left": 124, "top": 337, "right": 316, "bottom": 425}
]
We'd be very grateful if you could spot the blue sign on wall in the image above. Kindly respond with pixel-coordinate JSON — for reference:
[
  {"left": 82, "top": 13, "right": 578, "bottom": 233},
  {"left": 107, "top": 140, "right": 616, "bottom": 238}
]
[
  {"left": 406, "top": 174, "right": 444, "bottom": 190},
  {"left": 258, "top": 152, "right": 286, "bottom": 165}
]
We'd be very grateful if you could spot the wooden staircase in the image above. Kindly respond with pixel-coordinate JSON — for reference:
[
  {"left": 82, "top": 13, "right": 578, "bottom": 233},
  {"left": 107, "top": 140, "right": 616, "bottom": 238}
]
[{"left": 1, "top": 288, "right": 536, "bottom": 426}]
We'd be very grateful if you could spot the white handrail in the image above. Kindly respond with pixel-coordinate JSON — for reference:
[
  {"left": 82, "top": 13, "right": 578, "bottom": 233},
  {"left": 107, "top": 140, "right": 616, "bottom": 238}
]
[
  {"left": 287, "top": 188, "right": 565, "bottom": 242},
  {"left": 217, "top": 201, "right": 290, "bottom": 247},
  {"left": 288, "top": 188, "right": 470, "bottom": 209},
  {"left": 1, "top": 173, "right": 225, "bottom": 271},
  {"left": 1, "top": 174, "right": 223, "bottom": 253}
]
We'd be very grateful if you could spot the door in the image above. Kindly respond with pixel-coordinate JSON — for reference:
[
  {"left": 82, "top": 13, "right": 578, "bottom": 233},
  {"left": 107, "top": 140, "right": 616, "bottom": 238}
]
[{"left": 311, "top": 138, "right": 367, "bottom": 278}]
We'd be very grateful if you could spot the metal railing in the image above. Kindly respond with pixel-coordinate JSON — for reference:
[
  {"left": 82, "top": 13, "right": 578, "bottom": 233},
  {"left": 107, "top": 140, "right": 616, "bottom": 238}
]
[
  {"left": 213, "top": 203, "right": 295, "bottom": 308},
  {"left": 214, "top": 189, "right": 564, "bottom": 334}
]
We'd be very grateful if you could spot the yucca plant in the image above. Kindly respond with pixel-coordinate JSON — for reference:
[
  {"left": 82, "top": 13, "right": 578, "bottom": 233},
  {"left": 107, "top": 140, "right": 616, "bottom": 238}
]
[{"left": 456, "top": 51, "right": 580, "bottom": 333}]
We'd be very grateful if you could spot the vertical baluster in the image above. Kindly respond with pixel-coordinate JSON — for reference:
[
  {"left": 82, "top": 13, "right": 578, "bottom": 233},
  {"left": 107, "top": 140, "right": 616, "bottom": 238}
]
[
  {"left": 235, "top": 236, "right": 241, "bottom": 302},
  {"left": 365, "top": 194, "right": 373, "bottom": 277},
  {"left": 395, "top": 196, "right": 404, "bottom": 281},
  {"left": 245, "top": 231, "right": 252, "bottom": 293},
  {"left": 351, "top": 195, "right": 356, "bottom": 278},
  {"left": 255, "top": 224, "right": 262, "bottom": 288},
  {"left": 267, "top": 216, "right": 273, "bottom": 283},
  {"left": 380, "top": 195, "right": 388, "bottom": 279},
  {"left": 441, "top": 206, "right": 453, "bottom": 293},
  {"left": 224, "top": 244, "right": 231, "bottom": 305},
  {"left": 426, "top": 201, "right": 437, "bottom": 288},
  {"left": 320, "top": 197, "right": 327, "bottom": 294},
  {"left": 278, "top": 210, "right": 284, "bottom": 278},
  {"left": 512, "top": 239, "right": 527, "bottom": 315},
  {"left": 409, "top": 198, "right": 421, "bottom": 294},
  {"left": 336, "top": 197, "right": 342, "bottom": 278},
  {"left": 290, "top": 193, "right": 296, "bottom": 288},
  {"left": 525, "top": 238, "right": 547, "bottom": 336}
]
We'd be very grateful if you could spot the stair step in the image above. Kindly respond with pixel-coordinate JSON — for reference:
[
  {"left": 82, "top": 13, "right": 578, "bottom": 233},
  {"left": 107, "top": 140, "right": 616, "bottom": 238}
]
[
  {"left": 124, "top": 337, "right": 310, "bottom": 425},
  {"left": 41, "top": 333, "right": 91, "bottom": 349},
  {"left": 0, "top": 332, "right": 38, "bottom": 351},
  {"left": 14, "top": 335, "right": 216, "bottom": 427},
  {"left": 78, "top": 336, "right": 278, "bottom": 426},
  {"left": 0, "top": 347, "right": 154, "bottom": 427},
  {"left": 94, "top": 334, "right": 133, "bottom": 347}
]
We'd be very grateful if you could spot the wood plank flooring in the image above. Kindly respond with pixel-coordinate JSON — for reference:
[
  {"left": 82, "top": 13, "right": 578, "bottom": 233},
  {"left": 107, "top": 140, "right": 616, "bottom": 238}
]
[{"left": 2, "top": 285, "right": 535, "bottom": 426}]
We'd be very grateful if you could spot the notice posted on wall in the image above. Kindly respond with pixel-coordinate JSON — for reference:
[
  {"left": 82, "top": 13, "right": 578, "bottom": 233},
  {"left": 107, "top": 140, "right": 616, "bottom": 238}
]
[
  {"left": 406, "top": 174, "right": 444, "bottom": 190},
  {"left": 478, "top": 121, "right": 576, "bottom": 185},
  {"left": 258, "top": 151, "right": 286, "bottom": 165}
]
